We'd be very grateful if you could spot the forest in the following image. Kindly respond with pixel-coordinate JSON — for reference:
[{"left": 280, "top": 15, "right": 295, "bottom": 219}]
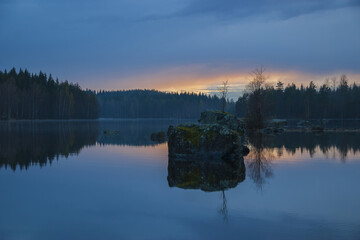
[
  {"left": 1, "top": 68, "right": 359, "bottom": 121},
  {"left": 236, "top": 74, "right": 360, "bottom": 121},
  {"left": 97, "top": 90, "right": 235, "bottom": 118},
  {"left": 0, "top": 68, "right": 99, "bottom": 119}
]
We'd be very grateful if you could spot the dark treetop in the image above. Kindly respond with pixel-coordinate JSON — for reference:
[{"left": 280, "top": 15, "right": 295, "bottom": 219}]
[
  {"left": 236, "top": 77, "right": 360, "bottom": 121},
  {"left": 97, "top": 89, "right": 235, "bottom": 119},
  {"left": 0, "top": 68, "right": 99, "bottom": 119}
]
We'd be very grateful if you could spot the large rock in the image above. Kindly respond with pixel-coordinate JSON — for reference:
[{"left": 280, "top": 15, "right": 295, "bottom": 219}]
[
  {"left": 198, "top": 111, "right": 245, "bottom": 132},
  {"left": 168, "top": 123, "right": 246, "bottom": 166}
]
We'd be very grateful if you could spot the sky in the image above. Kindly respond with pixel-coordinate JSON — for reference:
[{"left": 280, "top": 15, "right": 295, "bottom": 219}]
[{"left": 0, "top": 0, "right": 359, "bottom": 98}]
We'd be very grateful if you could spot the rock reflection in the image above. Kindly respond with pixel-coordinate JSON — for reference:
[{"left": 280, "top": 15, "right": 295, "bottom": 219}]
[
  {"left": 167, "top": 157, "right": 246, "bottom": 221},
  {"left": 167, "top": 157, "right": 245, "bottom": 192}
]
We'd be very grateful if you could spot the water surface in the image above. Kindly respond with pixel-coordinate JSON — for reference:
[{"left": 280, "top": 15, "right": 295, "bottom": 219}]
[{"left": 0, "top": 120, "right": 360, "bottom": 240}]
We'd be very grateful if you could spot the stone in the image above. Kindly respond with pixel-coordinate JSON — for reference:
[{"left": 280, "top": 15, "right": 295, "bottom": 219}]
[
  {"left": 311, "top": 125, "right": 324, "bottom": 133},
  {"left": 103, "top": 129, "right": 120, "bottom": 135},
  {"left": 297, "top": 120, "right": 312, "bottom": 128},
  {"left": 198, "top": 111, "right": 245, "bottom": 132},
  {"left": 268, "top": 119, "right": 288, "bottom": 128},
  {"left": 242, "top": 145, "right": 250, "bottom": 156},
  {"left": 261, "top": 127, "right": 284, "bottom": 135},
  {"left": 167, "top": 123, "right": 246, "bottom": 166}
]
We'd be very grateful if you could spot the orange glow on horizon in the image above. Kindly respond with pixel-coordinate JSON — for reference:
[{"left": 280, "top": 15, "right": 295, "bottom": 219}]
[{"left": 94, "top": 65, "right": 360, "bottom": 95}]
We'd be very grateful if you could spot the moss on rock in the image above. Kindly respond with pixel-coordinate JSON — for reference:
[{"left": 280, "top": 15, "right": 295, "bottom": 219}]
[{"left": 176, "top": 125, "right": 202, "bottom": 147}]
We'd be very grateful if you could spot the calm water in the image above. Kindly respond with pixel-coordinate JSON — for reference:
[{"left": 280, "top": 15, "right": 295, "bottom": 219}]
[{"left": 0, "top": 120, "right": 360, "bottom": 240}]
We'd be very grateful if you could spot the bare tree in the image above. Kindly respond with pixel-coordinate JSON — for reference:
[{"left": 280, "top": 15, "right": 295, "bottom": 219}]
[
  {"left": 247, "top": 67, "right": 266, "bottom": 93},
  {"left": 246, "top": 66, "right": 268, "bottom": 129},
  {"left": 218, "top": 80, "right": 229, "bottom": 112}
]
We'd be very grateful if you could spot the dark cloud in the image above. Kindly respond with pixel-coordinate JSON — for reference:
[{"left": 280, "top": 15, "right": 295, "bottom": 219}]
[
  {"left": 177, "top": 0, "right": 360, "bottom": 20},
  {"left": 0, "top": 0, "right": 359, "bottom": 89}
]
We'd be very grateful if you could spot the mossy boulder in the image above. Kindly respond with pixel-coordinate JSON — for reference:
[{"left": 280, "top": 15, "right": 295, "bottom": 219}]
[
  {"left": 168, "top": 123, "right": 246, "bottom": 165},
  {"left": 198, "top": 111, "right": 245, "bottom": 132}
]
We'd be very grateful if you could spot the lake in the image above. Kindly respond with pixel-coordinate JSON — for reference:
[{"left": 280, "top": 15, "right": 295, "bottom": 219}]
[{"left": 0, "top": 120, "right": 360, "bottom": 240}]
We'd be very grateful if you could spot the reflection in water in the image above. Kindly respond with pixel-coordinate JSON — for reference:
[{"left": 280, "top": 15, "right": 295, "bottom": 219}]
[
  {"left": 97, "top": 119, "right": 189, "bottom": 146},
  {"left": 167, "top": 157, "right": 245, "bottom": 220},
  {"left": 245, "top": 132, "right": 360, "bottom": 190},
  {"left": 167, "top": 157, "right": 245, "bottom": 192},
  {"left": 1, "top": 120, "right": 360, "bottom": 172},
  {"left": 0, "top": 120, "right": 189, "bottom": 171},
  {"left": 246, "top": 133, "right": 274, "bottom": 190},
  {"left": 259, "top": 132, "right": 360, "bottom": 162},
  {"left": 0, "top": 121, "right": 99, "bottom": 171},
  {"left": 219, "top": 190, "right": 228, "bottom": 222}
]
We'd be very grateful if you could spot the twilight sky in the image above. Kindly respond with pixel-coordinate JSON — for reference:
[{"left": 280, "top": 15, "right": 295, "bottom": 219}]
[{"left": 1, "top": 0, "right": 359, "bottom": 97}]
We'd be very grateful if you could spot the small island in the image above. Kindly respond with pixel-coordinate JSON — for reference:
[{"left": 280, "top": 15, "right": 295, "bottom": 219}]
[{"left": 167, "top": 111, "right": 249, "bottom": 191}]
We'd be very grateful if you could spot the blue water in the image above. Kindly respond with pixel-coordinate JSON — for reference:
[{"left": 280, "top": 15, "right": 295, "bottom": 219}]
[{"left": 0, "top": 120, "right": 360, "bottom": 240}]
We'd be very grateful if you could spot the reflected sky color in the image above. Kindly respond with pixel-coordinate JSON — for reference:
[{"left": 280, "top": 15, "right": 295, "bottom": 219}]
[
  {"left": 256, "top": 146, "right": 360, "bottom": 163},
  {"left": 1, "top": 136, "right": 360, "bottom": 239},
  {"left": 1, "top": 120, "right": 360, "bottom": 239},
  {"left": 0, "top": 0, "right": 359, "bottom": 94}
]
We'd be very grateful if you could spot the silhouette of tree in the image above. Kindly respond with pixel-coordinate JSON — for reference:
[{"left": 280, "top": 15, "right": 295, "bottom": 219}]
[
  {"left": 218, "top": 80, "right": 229, "bottom": 112},
  {"left": 97, "top": 89, "right": 235, "bottom": 118},
  {"left": 244, "top": 67, "right": 268, "bottom": 129},
  {"left": 236, "top": 73, "right": 360, "bottom": 120},
  {"left": 0, "top": 68, "right": 99, "bottom": 119}
]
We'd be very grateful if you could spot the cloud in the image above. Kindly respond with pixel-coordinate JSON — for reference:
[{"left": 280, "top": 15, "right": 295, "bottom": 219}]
[
  {"left": 83, "top": 63, "right": 360, "bottom": 100},
  {"left": 176, "top": 0, "right": 360, "bottom": 20},
  {"left": 0, "top": 0, "right": 359, "bottom": 92}
]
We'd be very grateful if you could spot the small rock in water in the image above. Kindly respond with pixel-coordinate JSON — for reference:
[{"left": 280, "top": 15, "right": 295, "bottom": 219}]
[
  {"left": 311, "top": 125, "right": 324, "bottom": 133},
  {"left": 103, "top": 129, "right": 120, "bottom": 135}
]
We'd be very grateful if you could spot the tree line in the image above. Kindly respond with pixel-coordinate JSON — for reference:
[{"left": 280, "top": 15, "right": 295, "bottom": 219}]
[
  {"left": 97, "top": 89, "right": 235, "bottom": 118},
  {"left": 236, "top": 68, "right": 360, "bottom": 128},
  {"left": 0, "top": 68, "right": 99, "bottom": 119},
  {"left": 2, "top": 67, "right": 359, "bottom": 122}
]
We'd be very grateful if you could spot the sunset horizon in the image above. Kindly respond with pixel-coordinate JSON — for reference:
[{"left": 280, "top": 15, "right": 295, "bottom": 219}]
[
  {"left": 1, "top": 1, "right": 360, "bottom": 239},
  {"left": 1, "top": 0, "right": 359, "bottom": 96}
]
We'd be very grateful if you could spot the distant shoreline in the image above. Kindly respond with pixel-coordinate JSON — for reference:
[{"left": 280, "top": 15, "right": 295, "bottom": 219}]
[
  {"left": 284, "top": 128, "right": 360, "bottom": 133},
  {"left": 0, "top": 118, "right": 198, "bottom": 122}
]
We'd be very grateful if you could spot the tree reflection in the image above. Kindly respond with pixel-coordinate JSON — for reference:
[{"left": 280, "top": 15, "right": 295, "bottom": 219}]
[
  {"left": 218, "top": 190, "right": 228, "bottom": 222},
  {"left": 97, "top": 119, "right": 187, "bottom": 147},
  {"left": 259, "top": 132, "right": 360, "bottom": 162},
  {"left": 0, "top": 120, "right": 187, "bottom": 171},
  {"left": 246, "top": 133, "right": 274, "bottom": 191},
  {"left": 0, "top": 121, "right": 98, "bottom": 171}
]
